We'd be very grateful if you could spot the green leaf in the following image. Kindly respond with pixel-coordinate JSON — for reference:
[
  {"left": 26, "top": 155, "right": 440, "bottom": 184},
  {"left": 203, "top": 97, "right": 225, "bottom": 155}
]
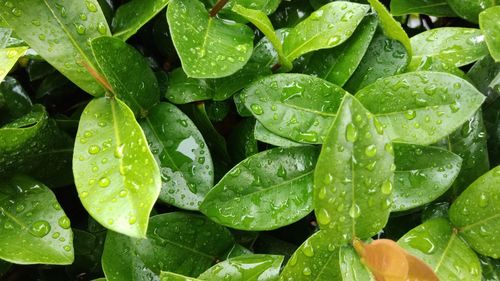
[
  {"left": 0, "top": 76, "right": 32, "bottom": 124},
  {"left": 0, "top": 175, "right": 74, "bottom": 265},
  {"left": 254, "top": 121, "right": 303, "bottom": 147},
  {"left": 479, "top": 255, "right": 500, "bottom": 281},
  {"left": 73, "top": 97, "right": 161, "bottom": 238},
  {"left": 230, "top": 0, "right": 281, "bottom": 15},
  {"left": 447, "top": 0, "right": 496, "bottom": 23},
  {"left": 140, "top": 102, "right": 214, "bottom": 210},
  {"left": 102, "top": 212, "right": 234, "bottom": 280},
  {"left": 390, "top": 0, "right": 456, "bottom": 17},
  {"left": 339, "top": 244, "right": 375, "bottom": 280},
  {"left": 479, "top": 6, "right": 500, "bottom": 62},
  {"left": 410, "top": 28, "right": 489, "bottom": 68},
  {"left": 112, "top": 0, "right": 170, "bottom": 40},
  {"left": 91, "top": 36, "right": 160, "bottom": 117},
  {"left": 239, "top": 73, "right": 347, "bottom": 144},
  {"left": 302, "top": 14, "right": 378, "bottom": 86},
  {"left": 344, "top": 29, "right": 409, "bottom": 93},
  {"left": 161, "top": 272, "right": 199, "bottom": 281},
  {"left": 314, "top": 94, "right": 394, "bottom": 243},
  {"left": 232, "top": 4, "right": 292, "bottom": 71},
  {"left": 282, "top": 1, "right": 369, "bottom": 62},
  {"left": 355, "top": 72, "right": 485, "bottom": 145},
  {"left": 367, "top": 0, "right": 412, "bottom": 57},
  {"left": 200, "top": 146, "right": 319, "bottom": 230},
  {"left": 227, "top": 118, "right": 259, "bottom": 163},
  {"left": 399, "top": 218, "right": 482, "bottom": 280},
  {"left": 167, "top": 0, "right": 254, "bottom": 78},
  {"left": 0, "top": 0, "right": 110, "bottom": 95},
  {"left": 0, "top": 46, "right": 26, "bottom": 82},
  {"left": 198, "top": 254, "right": 283, "bottom": 280},
  {"left": 166, "top": 68, "right": 213, "bottom": 104},
  {"left": 467, "top": 55, "right": 500, "bottom": 96},
  {"left": 68, "top": 229, "right": 105, "bottom": 278},
  {"left": 449, "top": 166, "right": 500, "bottom": 258},
  {"left": 392, "top": 143, "right": 462, "bottom": 212},
  {"left": 405, "top": 56, "right": 467, "bottom": 80}
]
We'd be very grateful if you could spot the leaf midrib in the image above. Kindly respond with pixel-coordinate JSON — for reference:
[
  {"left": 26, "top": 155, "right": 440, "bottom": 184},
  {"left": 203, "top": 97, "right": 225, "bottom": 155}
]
[{"left": 459, "top": 213, "right": 500, "bottom": 232}]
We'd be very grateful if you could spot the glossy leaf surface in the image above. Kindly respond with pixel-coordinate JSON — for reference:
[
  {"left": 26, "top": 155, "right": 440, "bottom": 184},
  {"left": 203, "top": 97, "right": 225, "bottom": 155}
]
[
  {"left": 356, "top": 72, "right": 485, "bottom": 145},
  {"left": 0, "top": 46, "right": 27, "bottom": 82},
  {"left": 160, "top": 272, "right": 198, "bottom": 281},
  {"left": 200, "top": 146, "right": 318, "bottom": 230},
  {"left": 254, "top": 121, "right": 303, "bottom": 148},
  {"left": 314, "top": 95, "right": 394, "bottom": 243},
  {"left": 0, "top": 176, "right": 73, "bottom": 265},
  {"left": 447, "top": 0, "right": 495, "bottom": 23},
  {"left": 0, "top": 0, "right": 110, "bottom": 95},
  {"left": 479, "top": 6, "right": 500, "bottom": 62},
  {"left": 198, "top": 254, "right": 283, "bottom": 280},
  {"left": 166, "top": 68, "right": 213, "bottom": 104},
  {"left": 140, "top": 102, "right": 214, "bottom": 210},
  {"left": 167, "top": 0, "right": 254, "bottom": 78},
  {"left": 390, "top": 0, "right": 456, "bottom": 16},
  {"left": 73, "top": 97, "right": 161, "bottom": 238},
  {"left": 449, "top": 166, "right": 500, "bottom": 258}
]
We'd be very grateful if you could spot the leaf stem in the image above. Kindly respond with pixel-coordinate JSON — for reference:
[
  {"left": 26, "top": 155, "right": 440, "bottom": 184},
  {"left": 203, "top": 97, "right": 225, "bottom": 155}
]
[{"left": 209, "top": 0, "right": 229, "bottom": 17}]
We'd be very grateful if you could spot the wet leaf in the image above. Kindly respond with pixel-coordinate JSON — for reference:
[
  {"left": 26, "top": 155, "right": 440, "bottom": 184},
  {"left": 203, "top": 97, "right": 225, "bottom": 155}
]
[
  {"left": 314, "top": 94, "right": 394, "bottom": 243},
  {"left": 0, "top": 46, "right": 27, "bottom": 82},
  {"left": 0, "top": 175, "right": 73, "bottom": 265},
  {"left": 479, "top": 6, "right": 500, "bottom": 62},
  {"left": 165, "top": 68, "right": 213, "bottom": 104},
  {"left": 200, "top": 146, "right": 319, "bottom": 230},
  {"left": 254, "top": 121, "right": 303, "bottom": 148},
  {"left": 227, "top": 118, "right": 258, "bottom": 163},
  {"left": 73, "top": 97, "right": 161, "bottom": 238},
  {"left": 161, "top": 272, "right": 199, "bottom": 281},
  {"left": 390, "top": 0, "right": 456, "bottom": 17},
  {"left": 198, "top": 254, "right": 283, "bottom": 280},
  {"left": 447, "top": 0, "right": 496, "bottom": 23}
]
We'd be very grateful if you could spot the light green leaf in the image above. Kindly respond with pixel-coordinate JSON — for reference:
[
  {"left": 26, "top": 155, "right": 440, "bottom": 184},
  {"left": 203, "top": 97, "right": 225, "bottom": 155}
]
[
  {"left": 0, "top": 0, "right": 110, "bottom": 95},
  {"left": 390, "top": 0, "right": 456, "bottom": 17},
  {"left": 200, "top": 146, "right": 318, "bottom": 230},
  {"left": 0, "top": 175, "right": 73, "bottom": 265},
  {"left": 102, "top": 213, "right": 234, "bottom": 280},
  {"left": 91, "top": 36, "right": 160, "bottom": 117},
  {"left": 399, "top": 218, "right": 482, "bottom": 281},
  {"left": 0, "top": 46, "right": 26, "bottom": 82},
  {"left": 239, "top": 74, "right": 347, "bottom": 144},
  {"left": 314, "top": 94, "right": 394, "bottom": 243},
  {"left": 254, "top": 121, "right": 303, "bottom": 147},
  {"left": 73, "top": 97, "right": 161, "bottom": 238},
  {"left": 198, "top": 254, "right": 283, "bottom": 280},
  {"left": 410, "top": 28, "right": 489, "bottom": 68},
  {"left": 355, "top": 72, "right": 485, "bottom": 145},
  {"left": 161, "top": 272, "right": 199, "bottom": 281},
  {"left": 447, "top": 0, "right": 496, "bottom": 23},
  {"left": 449, "top": 166, "right": 500, "bottom": 258},
  {"left": 479, "top": 6, "right": 500, "bottom": 62},
  {"left": 283, "top": 1, "right": 369, "bottom": 62},
  {"left": 392, "top": 143, "right": 462, "bottom": 212},
  {"left": 167, "top": 0, "right": 254, "bottom": 78},
  {"left": 140, "top": 102, "right": 214, "bottom": 210},
  {"left": 112, "top": 0, "right": 170, "bottom": 40},
  {"left": 367, "top": 0, "right": 412, "bottom": 57}
]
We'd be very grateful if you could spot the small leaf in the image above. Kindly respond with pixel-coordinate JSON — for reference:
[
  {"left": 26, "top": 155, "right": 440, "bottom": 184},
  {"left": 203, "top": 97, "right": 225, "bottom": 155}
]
[
  {"left": 0, "top": 175, "right": 74, "bottom": 265},
  {"left": 0, "top": 0, "right": 110, "bottom": 95},
  {"left": 254, "top": 121, "right": 303, "bottom": 148},
  {"left": 0, "top": 76, "right": 31, "bottom": 124},
  {"left": 392, "top": 143, "right": 462, "bottom": 212},
  {"left": 73, "top": 97, "right": 161, "bottom": 238},
  {"left": 165, "top": 68, "right": 214, "bottom": 104},
  {"left": 399, "top": 218, "right": 482, "bottom": 280},
  {"left": 390, "top": 0, "right": 457, "bottom": 17},
  {"left": 140, "top": 102, "right": 214, "bottom": 210},
  {"left": 200, "top": 146, "right": 318, "bottom": 230},
  {"left": 314, "top": 94, "right": 394, "bottom": 243},
  {"left": 112, "top": 0, "right": 170, "bottom": 40},
  {"left": 102, "top": 212, "right": 234, "bottom": 280},
  {"left": 479, "top": 6, "right": 500, "bottom": 62},
  {"left": 198, "top": 254, "right": 283, "bottom": 280},
  {"left": 449, "top": 166, "right": 500, "bottom": 258},
  {"left": 447, "top": 0, "right": 496, "bottom": 23},
  {"left": 355, "top": 71, "right": 485, "bottom": 145},
  {"left": 91, "top": 36, "right": 160, "bottom": 117},
  {"left": 239, "top": 73, "right": 347, "bottom": 144},
  {"left": 282, "top": 1, "right": 369, "bottom": 62},
  {"left": 0, "top": 46, "right": 27, "bottom": 82},
  {"left": 167, "top": 0, "right": 254, "bottom": 78}
]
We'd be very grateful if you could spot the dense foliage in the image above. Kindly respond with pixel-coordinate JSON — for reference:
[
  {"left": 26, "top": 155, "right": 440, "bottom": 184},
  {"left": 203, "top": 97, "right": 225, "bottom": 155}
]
[{"left": 0, "top": 0, "right": 499, "bottom": 280}]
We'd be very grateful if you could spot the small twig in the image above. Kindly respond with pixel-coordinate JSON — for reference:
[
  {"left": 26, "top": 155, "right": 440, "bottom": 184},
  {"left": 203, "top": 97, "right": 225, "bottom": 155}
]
[
  {"left": 271, "top": 63, "right": 281, "bottom": 73},
  {"left": 80, "top": 61, "right": 114, "bottom": 94},
  {"left": 209, "top": 0, "right": 229, "bottom": 17}
]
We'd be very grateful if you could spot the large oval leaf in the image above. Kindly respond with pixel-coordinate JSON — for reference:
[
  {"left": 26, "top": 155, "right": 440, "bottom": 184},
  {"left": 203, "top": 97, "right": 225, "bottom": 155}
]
[
  {"left": 282, "top": 1, "right": 369, "bottom": 62},
  {"left": 198, "top": 254, "right": 283, "bottom": 280},
  {"left": 0, "top": 46, "right": 27, "bottom": 82},
  {"left": 392, "top": 143, "right": 462, "bottom": 212},
  {"left": 0, "top": 175, "right": 73, "bottom": 265},
  {"left": 447, "top": 0, "right": 495, "bottom": 23},
  {"left": 73, "top": 97, "right": 161, "bottom": 238},
  {"left": 449, "top": 166, "right": 500, "bottom": 258},
  {"left": 140, "top": 102, "right": 214, "bottom": 210},
  {"left": 314, "top": 94, "right": 394, "bottom": 243},
  {"left": 165, "top": 68, "right": 213, "bottom": 104},
  {"left": 0, "top": 0, "right": 110, "bottom": 95},
  {"left": 167, "top": 0, "right": 254, "bottom": 78},
  {"left": 91, "top": 36, "right": 160, "bottom": 117},
  {"left": 356, "top": 72, "right": 485, "bottom": 145},
  {"left": 200, "top": 146, "right": 318, "bottom": 230},
  {"left": 102, "top": 212, "right": 234, "bottom": 280},
  {"left": 410, "top": 28, "right": 489, "bottom": 68},
  {"left": 479, "top": 6, "right": 500, "bottom": 62},
  {"left": 399, "top": 218, "right": 482, "bottom": 280},
  {"left": 390, "top": 0, "right": 456, "bottom": 17},
  {"left": 254, "top": 121, "right": 303, "bottom": 148},
  {"left": 239, "top": 73, "right": 347, "bottom": 144}
]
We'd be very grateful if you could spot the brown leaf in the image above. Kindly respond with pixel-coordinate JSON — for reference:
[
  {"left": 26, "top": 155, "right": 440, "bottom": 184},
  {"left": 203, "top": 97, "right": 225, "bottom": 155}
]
[{"left": 406, "top": 253, "right": 439, "bottom": 281}]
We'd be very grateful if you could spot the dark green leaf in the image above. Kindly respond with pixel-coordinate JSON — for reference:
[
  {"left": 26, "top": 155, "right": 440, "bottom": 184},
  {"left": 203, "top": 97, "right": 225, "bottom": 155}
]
[
  {"left": 447, "top": 0, "right": 496, "bottom": 23},
  {"left": 0, "top": 76, "right": 32, "bottom": 124},
  {"left": 166, "top": 68, "right": 213, "bottom": 104},
  {"left": 467, "top": 55, "right": 500, "bottom": 97},
  {"left": 198, "top": 254, "right": 283, "bottom": 280},
  {"left": 479, "top": 6, "right": 500, "bottom": 62},
  {"left": 200, "top": 146, "right": 319, "bottom": 230},
  {"left": 227, "top": 118, "right": 258, "bottom": 163},
  {"left": 390, "top": 0, "right": 456, "bottom": 17},
  {"left": 140, "top": 102, "right": 214, "bottom": 210},
  {"left": 479, "top": 255, "right": 500, "bottom": 281},
  {"left": 67, "top": 229, "right": 105, "bottom": 278},
  {"left": 0, "top": 46, "right": 26, "bottom": 82},
  {"left": 314, "top": 94, "right": 394, "bottom": 243},
  {"left": 254, "top": 121, "right": 303, "bottom": 147},
  {"left": 0, "top": 175, "right": 74, "bottom": 265},
  {"left": 73, "top": 97, "right": 161, "bottom": 238}
]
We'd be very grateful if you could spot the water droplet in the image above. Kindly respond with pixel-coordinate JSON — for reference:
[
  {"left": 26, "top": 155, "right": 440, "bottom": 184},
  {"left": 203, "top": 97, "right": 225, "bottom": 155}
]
[
  {"left": 405, "top": 110, "right": 416, "bottom": 120},
  {"left": 97, "top": 22, "right": 107, "bottom": 35},
  {"left": 85, "top": 0, "right": 98, "bottom": 12},
  {"left": 98, "top": 177, "right": 110, "bottom": 187},
  {"left": 250, "top": 104, "right": 263, "bottom": 115},
  {"left": 349, "top": 204, "right": 360, "bottom": 218},
  {"left": 328, "top": 36, "right": 340, "bottom": 46},
  {"left": 52, "top": 232, "right": 60, "bottom": 239},
  {"left": 364, "top": 145, "right": 377, "bottom": 158},
  {"left": 58, "top": 216, "right": 71, "bottom": 229},
  {"left": 302, "top": 267, "right": 312, "bottom": 276},
  {"left": 11, "top": 7, "right": 22, "bottom": 17},
  {"left": 15, "top": 204, "right": 25, "bottom": 212},
  {"left": 129, "top": 216, "right": 137, "bottom": 225},
  {"left": 302, "top": 241, "right": 314, "bottom": 257},
  {"left": 345, "top": 123, "right": 357, "bottom": 142},
  {"left": 80, "top": 191, "right": 89, "bottom": 198},
  {"left": 74, "top": 23, "right": 86, "bottom": 35},
  {"left": 119, "top": 190, "right": 128, "bottom": 197},
  {"left": 478, "top": 193, "right": 488, "bottom": 207},
  {"left": 381, "top": 179, "right": 393, "bottom": 195},
  {"left": 64, "top": 245, "right": 71, "bottom": 252},
  {"left": 30, "top": 221, "right": 51, "bottom": 238},
  {"left": 318, "top": 186, "right": 327, "bottom": 199},
  {"left": 317, "top": 208, "right": 331, "bottom": 225},
  {"left": 88, "top": 145, "right": 100, "bottom": 154},
  {"left": 277, "top": 165, "right": 287, "bottom": 178}
]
